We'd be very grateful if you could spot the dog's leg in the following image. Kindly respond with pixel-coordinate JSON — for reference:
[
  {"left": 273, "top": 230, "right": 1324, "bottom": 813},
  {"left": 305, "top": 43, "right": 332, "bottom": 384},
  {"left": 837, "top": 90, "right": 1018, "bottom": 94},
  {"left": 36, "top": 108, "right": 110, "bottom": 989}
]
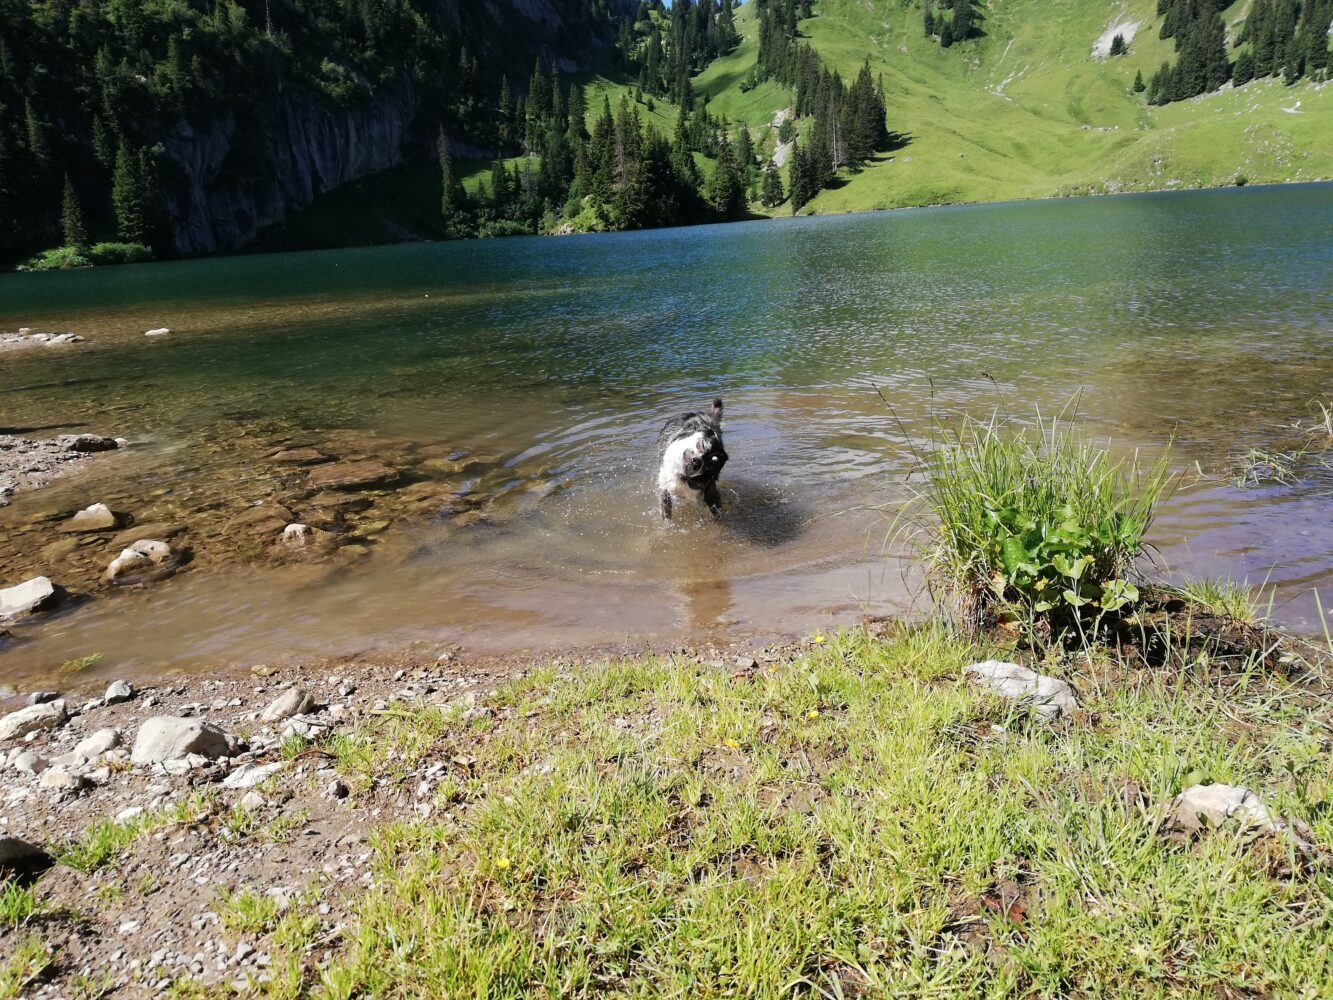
[
  {"left": 703, "top": 481, "right": 722, "bottom": 519},
  {"left": 660, "top": 490, "right": 673, "bottom": 520}
]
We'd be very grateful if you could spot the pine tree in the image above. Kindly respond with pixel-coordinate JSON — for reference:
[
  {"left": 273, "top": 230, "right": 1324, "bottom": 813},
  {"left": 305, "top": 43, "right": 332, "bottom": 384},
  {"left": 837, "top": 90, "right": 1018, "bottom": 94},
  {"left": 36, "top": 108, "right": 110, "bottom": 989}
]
[
  {"left": 923, "top": 4, "right": 935, "bottom": 37},
  {"left": 438, "top": 129, "right": 468, "bottom": 238},
  {"left": 1133, "top": 68, "right": 1146, "bottom": 92},
  {"left": 760, "top": 161, "right": 785, "bottom": 208},
  {"left": 112, "top": 143, "right": 149, "bottom": 245},
  {"left": 1109, "top": 33, "right": 1126, "bottom": 56},
  {"left": 24, "top": 99, "right": 50, "bottom": 167},
  {"left": 61, "top": 174, "right": 89, "bottom": 251},
  {"left": 789, "top": 142, "right": 814, "bottom": 214}
]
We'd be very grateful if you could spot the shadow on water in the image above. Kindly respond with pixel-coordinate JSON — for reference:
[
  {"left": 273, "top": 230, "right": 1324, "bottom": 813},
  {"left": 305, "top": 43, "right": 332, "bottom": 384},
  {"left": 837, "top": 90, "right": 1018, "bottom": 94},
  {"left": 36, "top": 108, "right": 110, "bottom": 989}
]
[{"left": 717, "top": 479, "right": 810, "bottom": 549}]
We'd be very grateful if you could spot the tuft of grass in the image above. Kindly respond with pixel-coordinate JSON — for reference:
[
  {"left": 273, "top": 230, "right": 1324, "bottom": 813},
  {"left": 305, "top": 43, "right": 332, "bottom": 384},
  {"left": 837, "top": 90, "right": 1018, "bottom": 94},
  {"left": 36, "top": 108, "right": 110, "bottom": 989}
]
[
  {"left": 0, "top": 935, "right": 52, "bottom": 1000},
  {"left": 902, "top": 410, "right": 1171, "bottom": 642},
  {"left": 55, "top": 792, "right": 216, "bottom": 872},
  {"left": 1172, "top": 578, "right": 1268, "bottom": 625},
  {"left": 0, "top": 880, "right": 45, "bottom": 927},
  {"left": 57, "top": 652, "right": 104, "bottom": 675},
  {"left": 215, "top": 887, "right": 283, "bottom": 937}
]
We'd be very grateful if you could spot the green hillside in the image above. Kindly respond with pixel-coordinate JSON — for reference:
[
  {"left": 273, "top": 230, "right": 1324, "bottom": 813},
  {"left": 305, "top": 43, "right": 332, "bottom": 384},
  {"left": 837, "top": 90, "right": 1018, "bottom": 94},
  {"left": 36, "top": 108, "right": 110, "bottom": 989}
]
[
  {"left": 707, "top": 0, "right": 1331, "bottom": 215},
  {"left": 259, "top": 0, "right": 1332, "bottom": 250}
]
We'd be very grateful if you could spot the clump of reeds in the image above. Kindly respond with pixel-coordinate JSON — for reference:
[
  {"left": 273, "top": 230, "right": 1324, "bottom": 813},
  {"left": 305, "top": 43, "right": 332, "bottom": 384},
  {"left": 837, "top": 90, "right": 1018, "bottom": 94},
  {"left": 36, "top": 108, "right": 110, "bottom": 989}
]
[{"left": 903, "top": 412, "right": 1172, "bottom": 646}]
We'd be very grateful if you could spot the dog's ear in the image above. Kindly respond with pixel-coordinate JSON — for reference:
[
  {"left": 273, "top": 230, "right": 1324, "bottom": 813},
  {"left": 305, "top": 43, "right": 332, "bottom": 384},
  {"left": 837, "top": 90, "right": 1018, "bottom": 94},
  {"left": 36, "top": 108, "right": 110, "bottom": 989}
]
[{"left": 711, "top": 398, "right": 724, "bottom": 421}]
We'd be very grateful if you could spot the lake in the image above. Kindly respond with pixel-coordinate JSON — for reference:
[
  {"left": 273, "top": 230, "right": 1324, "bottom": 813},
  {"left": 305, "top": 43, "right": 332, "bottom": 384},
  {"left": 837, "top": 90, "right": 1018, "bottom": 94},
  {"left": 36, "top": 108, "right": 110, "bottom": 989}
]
[{"left": 2, "top": 183, "right": 1331, "bottom": 682}]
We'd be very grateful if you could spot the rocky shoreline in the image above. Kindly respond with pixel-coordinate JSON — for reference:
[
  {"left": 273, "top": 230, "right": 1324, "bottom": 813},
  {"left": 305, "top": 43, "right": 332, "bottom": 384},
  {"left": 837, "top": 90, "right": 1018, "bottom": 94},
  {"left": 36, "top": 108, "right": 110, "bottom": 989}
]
[
  {"left": 0, "top": 634, "right": 808, "bottom": 995},
  {"left": 0, "top": 434, "right": 123, "bottom": 509},
  {"left": 0, "top": 331, "right": 85, "bottom": 354}
]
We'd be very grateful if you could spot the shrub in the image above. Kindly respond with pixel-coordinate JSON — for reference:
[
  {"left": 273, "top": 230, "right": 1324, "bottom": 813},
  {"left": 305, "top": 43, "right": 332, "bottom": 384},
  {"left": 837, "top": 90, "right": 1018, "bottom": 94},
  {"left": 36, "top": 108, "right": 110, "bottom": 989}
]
[
  {"left": 907, "top": 413, "right": 1172, "bottom": 643},
  {"left": 476, "top": 219, "right": 532, "bottom": 239},
  {"left": 88, "top": 241, "right": 153, "bottom": 264},
  {"left": 17, "top": 245, "right": 92, "bottom": 271}
]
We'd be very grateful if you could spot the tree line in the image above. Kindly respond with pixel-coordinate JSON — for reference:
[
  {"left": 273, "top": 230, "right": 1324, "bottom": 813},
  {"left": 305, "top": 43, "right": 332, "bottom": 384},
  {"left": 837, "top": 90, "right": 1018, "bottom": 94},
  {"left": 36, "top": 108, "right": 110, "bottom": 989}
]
[
  {"left": 754, "top": 0, "right": 892, "bottom": 213},
  {"left": 0, "top": 0, "right": 626, "bottom": 263},
  {"left": 922, "top": 0, "right": 981, "bottom": 49},
  {"left": 1146, "top": 0, "right": 1331, "bottom": 105},
  {"left": 439, "top": 60, "right": 767, "bottom": 239}
]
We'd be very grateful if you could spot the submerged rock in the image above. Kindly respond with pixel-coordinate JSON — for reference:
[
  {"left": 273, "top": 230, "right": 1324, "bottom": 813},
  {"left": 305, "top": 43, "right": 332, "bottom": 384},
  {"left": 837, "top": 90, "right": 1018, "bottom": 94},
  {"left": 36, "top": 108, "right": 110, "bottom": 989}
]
[
  {"left": 106, "top": 539, "right": 174, "bottom": 581},
  {"left": 0, "top": 699, "right": 67, "bottom": 741},
  {"left": 306, "top": 460, "right": 399, "bottom": 491},
  {"left": 964, "top": 660, "right": 1078, "bottom": 721},
  {"left": 131, "top": 717, "right": 238, "bottom": 764},
  {"left": 271, "top": 447, "right": 330, "bottom": 465},
  {"left": 0, "top": 576, "right": 60, "bottom": 618},
  {"left": 58, "top": 434, "right": 119, "bottom": 453},
  {"left": 144, "top": 327, "right": 171, "bottom": 337}
]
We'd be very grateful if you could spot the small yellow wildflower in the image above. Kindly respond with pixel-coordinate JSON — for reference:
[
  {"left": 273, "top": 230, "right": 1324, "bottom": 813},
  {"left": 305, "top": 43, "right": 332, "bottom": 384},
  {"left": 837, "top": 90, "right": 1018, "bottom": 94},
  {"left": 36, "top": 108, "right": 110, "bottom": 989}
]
[
  {"left": 812, "top": 633, "right": 827, "bottom": 645},
  {"left": 806, "top": 709, "right": 820, "bottom": 720},
  {"left": 493, "top": 857, "right": 510, "bottom": 871},
  {"left": 723, "top": 738, "right": 741, "bottom": 750}
]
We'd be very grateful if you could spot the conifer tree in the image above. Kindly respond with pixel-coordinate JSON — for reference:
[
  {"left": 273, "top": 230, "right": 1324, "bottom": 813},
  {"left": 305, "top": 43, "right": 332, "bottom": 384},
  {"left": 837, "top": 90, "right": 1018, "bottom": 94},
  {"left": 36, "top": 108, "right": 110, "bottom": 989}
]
[
  {"left": 24, "top": 99, "right": 51, "bottom": 167},
  {"left": 1109, "top": 33, "right": 1126, "bottom": 56},
  {"left": 760, "top": 161, "right": 784, "bottom": 208},
  {"left": 788, "top": 142, "right": 814, "bottom": 214},
  {"left": 438, "top": 129, "right": 468, "bottom": 238},
  {"left": 1133, "top": 69, "right": 1146, "bottom": 92},
  {"left": 61, "top": 174, "right": 89, "bottom": 251},
  {"left": 112, "top": 142, "right": 149, "bottom": 245}
]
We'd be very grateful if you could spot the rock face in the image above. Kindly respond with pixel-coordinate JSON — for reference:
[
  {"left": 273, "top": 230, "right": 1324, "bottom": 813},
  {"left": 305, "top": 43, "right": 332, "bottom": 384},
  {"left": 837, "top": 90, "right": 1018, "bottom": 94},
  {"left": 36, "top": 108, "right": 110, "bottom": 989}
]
[
  {"left": 0, "top": 700, "right": 67, "bottom": 741},
  {"left": 260, "top": 688, "right": 315, "bottom": 723},
  {"left": 964, "top": 661, "right": 1079, "bottom": 721},
  {"left": 0, "top": 576, "right": 59, "bottom": 618},
  {"left": 63, "top": 502, "right": 121, "bottom": 532},
  {"left": 131, "top": 717, "right": 238, "bottom": 764},
  {"left": 306, "top": 461, "right": 400, "bottom": 491},
  {"left": 1161, "top": 784, "right": 1277, "bottom": 839}
]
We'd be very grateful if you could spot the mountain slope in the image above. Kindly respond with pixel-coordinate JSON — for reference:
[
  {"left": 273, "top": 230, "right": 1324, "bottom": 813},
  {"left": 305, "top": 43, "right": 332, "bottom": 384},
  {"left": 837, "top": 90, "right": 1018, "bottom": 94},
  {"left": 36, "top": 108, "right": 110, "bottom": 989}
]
[{"left": 701, "top": 0, "right": 1331, "bottom": 215}]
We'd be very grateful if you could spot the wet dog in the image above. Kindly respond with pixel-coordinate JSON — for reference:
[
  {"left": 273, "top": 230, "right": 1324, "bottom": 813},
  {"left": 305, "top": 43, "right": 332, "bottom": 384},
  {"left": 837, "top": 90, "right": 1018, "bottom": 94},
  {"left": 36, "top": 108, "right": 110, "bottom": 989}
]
[{"left": 657, "top": 398, "right": 728, "bottom": 520}]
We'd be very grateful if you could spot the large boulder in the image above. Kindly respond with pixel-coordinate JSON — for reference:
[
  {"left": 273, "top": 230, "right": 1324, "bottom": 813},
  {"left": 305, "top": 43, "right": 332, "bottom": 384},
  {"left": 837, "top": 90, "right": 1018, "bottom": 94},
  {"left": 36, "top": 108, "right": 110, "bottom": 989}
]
[
  {"left": 54, "top": 728, "right": 121, "bottom": 767},
  {"left": 964, "top": 660, "right": 1079, "bottom": 721},
  {"left": 0, "top": 700, "right": 67, "bottom": 741},
  {"left": 130, "top": 717, "right": 238, "bottom": 764},
  {"left": 0, "top": 576, "right": 59, "bottom": 618}
]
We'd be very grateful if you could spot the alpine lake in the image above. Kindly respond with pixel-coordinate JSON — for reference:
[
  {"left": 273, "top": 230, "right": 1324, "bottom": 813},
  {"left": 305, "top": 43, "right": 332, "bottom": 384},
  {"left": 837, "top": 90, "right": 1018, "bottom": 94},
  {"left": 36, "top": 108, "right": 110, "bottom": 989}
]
[{"left": 2, "top": 183, "right": 1331, "bottom": 683}]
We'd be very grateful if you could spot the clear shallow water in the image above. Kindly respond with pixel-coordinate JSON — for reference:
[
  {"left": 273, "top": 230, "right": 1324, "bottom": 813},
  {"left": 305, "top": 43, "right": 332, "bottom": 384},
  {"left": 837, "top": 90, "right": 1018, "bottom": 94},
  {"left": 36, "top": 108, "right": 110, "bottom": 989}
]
[{"left": 1, "top": 184, "right": 1331, "bottom": 681}]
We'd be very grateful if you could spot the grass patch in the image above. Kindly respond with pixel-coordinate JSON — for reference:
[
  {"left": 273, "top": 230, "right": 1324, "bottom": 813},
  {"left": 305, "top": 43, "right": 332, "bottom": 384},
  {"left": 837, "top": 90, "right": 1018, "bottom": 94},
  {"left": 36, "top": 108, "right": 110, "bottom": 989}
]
[
  {"left": 303, "top": 624, "right": 1333, "bottom": 997},
  {"left": 57, "top": 652, "right": 104, "bottom": 675},
  {"left": 1172, "top": 578, "right": 1268, "bottom": 625},
  {"left": 901, "top": 410, "right": 1171, "bottom": 645},
  {"left": 55, "top": 792, "right": 216, "bottom": 872},
  {"left": 0, "top": 935, "right": 52, "bottom": 1000},
  {"left": 0, "top": 880, "right": 45, "bottom": 927}
]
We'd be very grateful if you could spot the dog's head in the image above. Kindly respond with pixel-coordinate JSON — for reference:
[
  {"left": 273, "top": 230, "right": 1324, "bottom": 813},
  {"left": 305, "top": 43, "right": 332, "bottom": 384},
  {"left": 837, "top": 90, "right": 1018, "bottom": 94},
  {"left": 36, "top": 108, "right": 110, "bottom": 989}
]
[{"left": 683, "top": 429, "right": 727, "bottom": 487}]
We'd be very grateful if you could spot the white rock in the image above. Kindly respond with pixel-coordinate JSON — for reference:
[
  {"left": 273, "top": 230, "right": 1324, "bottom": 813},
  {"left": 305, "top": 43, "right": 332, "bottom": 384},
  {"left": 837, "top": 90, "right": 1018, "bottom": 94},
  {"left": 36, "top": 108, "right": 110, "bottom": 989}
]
[
  {"left": 282, "top": 523, "right": 312, "bottom": 546},
  {"left": 0, "top": 576, "right": 59, "bottom": 619},
  {"left": 0, "top": 700, "right": 67, "bottom": 741},
  {"left": 105, "top": 679, "right": 135, "bottom": 704},
  {"left": 964, "top": 661, "right": 1079, "bottom": 721},
  {"left": 144, "top": 327, "right": 171, "bottom": 337},
  {"left": 131, "top": 717, "right": 237, "bottom": 764},
  {"left": 106, "top": 548, "right": 152, "bottom": 581},
  {"left": 55, "top": 728, "right": 121, "bottom": 767},
  {"left": 222, "top": 761, "right": 288, "bottom": 789},
  {"left": 1162, "top": 784, "right": 1277, "bottom": 838},
  {"left": 115, "top": 806, "right": 145, "bottom": 823},
  {"left": 260, "top": 688, "right": 315, "bottom": 723},
  {"left": 238, "top": 791, "right": 266, "bottom": 811},
  {"left": 68, "top": 503, "right": 118, "bottom": 531},
  {"left": 39, "top": 766, "right": 89, "bottom": 791},
  {"left": 11, "top": 750, "right": 48, "bottom": 774},
  {"left": 129, "top": 539, "right": 172, "bottom": 562}
]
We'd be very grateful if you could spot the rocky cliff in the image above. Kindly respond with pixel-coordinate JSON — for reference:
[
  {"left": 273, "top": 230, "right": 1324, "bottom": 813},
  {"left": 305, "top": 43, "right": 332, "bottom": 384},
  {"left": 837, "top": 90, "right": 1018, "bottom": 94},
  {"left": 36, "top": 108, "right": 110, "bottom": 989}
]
[{"left": 158, "top": 0, "right": 632, "bottom": 255}]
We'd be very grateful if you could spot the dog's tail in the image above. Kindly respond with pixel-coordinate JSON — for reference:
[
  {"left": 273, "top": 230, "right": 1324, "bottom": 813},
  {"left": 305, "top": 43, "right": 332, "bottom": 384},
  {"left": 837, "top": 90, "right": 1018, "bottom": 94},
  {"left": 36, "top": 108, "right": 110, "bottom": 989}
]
[{"left": 711, "top": 398, "right": 724, "bottom": 421}]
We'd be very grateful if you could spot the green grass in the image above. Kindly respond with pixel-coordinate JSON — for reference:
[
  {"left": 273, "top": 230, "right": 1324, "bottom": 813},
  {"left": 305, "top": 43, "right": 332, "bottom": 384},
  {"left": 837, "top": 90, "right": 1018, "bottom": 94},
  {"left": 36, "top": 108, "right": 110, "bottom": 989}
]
[
  {"left": 1171, "top": 578, "right": 1268, "bottom": 625},
  {"left": 57, "top": 652, "right": 103, "bottom": 675},
  {"left": 900, "top": 411, "right": 1172, "bottom": 642},
  {"left": 0, "top": 935, "right": 52, "bottom": 1000},
  {"left": 0, "top": 880, "right": 45, "bottom": 927},
  {"left": 271, "top": 623, "right": 1333, "bottom": 997},
  {"left": 55, "top": 792, "right": 216, "bottom": 872}
]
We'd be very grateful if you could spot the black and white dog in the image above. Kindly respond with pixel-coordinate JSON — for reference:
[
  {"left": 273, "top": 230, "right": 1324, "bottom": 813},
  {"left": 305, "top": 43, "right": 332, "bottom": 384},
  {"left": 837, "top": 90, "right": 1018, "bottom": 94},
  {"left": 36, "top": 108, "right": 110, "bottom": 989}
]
[{"left": 657, "top": 398, "right": 728, "bottom": 520}]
